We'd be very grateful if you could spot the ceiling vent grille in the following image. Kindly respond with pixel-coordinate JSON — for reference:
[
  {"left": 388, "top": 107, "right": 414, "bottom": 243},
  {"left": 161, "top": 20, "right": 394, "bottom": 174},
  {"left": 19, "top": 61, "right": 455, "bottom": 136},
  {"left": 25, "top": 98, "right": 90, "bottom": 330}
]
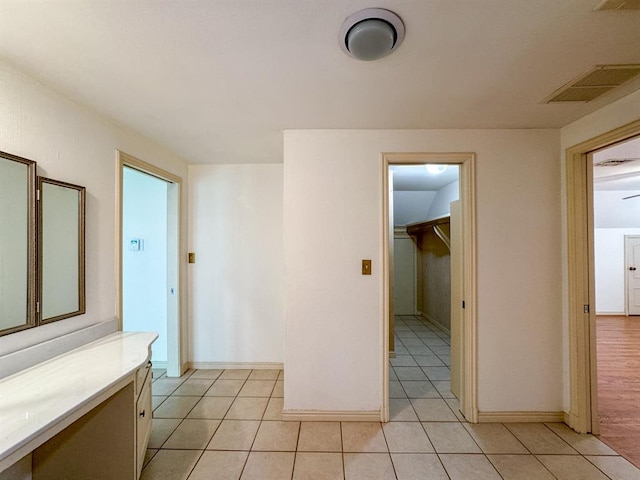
[
  {"left": 595, "top": 0, "right": 640, "bottom": 10},
  {"left": 544, "top": 65, "right": 640, "bottom": 103},
  {"left": 594, "top": 158, "right": 640, "bottom": 167}
]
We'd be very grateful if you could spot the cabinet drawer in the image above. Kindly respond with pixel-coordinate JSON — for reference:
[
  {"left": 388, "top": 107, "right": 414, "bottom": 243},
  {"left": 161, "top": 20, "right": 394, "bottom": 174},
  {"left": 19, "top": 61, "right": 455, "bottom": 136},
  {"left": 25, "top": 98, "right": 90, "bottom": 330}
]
[{"left": 136, "top": 370, "right": 152, "bottom": 478}]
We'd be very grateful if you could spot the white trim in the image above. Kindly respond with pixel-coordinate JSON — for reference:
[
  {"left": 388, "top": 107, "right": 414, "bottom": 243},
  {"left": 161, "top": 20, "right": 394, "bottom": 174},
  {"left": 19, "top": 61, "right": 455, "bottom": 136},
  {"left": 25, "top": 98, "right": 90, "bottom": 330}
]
[
  {"left": 420, "top": 312, "right": 452, "bottom": 336},
  {"left": 188, "top": 362, "right": 284, "bottom": 370},
  {"left": 477, "top": 411, "right": 565, "bottom": 423},
  {"left": 116, "top": 151, "right": 185, "bottom": 378},
  {"left": 382, "top": 152, "right": 478, "bottom": 423},
  {"left": 150, "top": 361, "right": 168, "bottom": 370},
  {"left": 282, "top": 410, "right": 381, "bottom": 422}
]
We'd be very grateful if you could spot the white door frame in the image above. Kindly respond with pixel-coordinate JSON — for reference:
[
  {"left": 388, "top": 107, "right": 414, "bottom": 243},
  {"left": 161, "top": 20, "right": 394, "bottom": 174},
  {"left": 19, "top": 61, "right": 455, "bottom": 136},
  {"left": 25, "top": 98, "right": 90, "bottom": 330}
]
[
  {"left": 565, "top": 119, "right": 640, "bottom": 433},
  {"left": 116, "top": 151, "right": 184, "bottom": 377},
  {"left": 381, "top": 152, "right": 478, "bottom": 422}
]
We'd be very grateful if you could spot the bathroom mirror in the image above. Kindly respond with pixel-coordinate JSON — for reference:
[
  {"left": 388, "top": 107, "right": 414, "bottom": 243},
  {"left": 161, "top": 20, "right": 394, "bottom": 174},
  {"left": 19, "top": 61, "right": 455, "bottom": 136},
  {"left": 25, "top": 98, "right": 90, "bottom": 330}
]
[
  {"left": 38, "top": 177, "right": 86, "bottom": 324},
  {"left": 0, "top": 151, "right": 37, "bottom": 336}
]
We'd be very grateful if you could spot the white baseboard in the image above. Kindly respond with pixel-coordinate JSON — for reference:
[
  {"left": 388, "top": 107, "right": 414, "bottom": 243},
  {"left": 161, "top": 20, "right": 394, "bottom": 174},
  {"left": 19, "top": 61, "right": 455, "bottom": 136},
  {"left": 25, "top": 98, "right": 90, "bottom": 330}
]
[
  {"left": 282, "top": 410, "right": 381, "bottom": 422},
  {"left": 420, "top": 313, "right": 451, "bottom": 335},
  {"left": 188, "top": 361, "right": 284, "bottom": 370},
  {"left": 151, "top": 361, "right": 168, "bottom": 369},
  {"left": 477, "top": 411, "right": 565, "bottom": 423},
  {"left": 595, "top": 312, "right": 625, "bottom": 316}
]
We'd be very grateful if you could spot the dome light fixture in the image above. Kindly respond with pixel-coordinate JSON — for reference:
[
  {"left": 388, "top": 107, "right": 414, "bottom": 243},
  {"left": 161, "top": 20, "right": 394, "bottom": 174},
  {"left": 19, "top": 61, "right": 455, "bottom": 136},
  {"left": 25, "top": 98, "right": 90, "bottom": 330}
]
[
  {"left": 426, "top": 165, "right": 447, "bottom": 175},
  {"left": 339, "top": 8, "right": 405, "bottom": 61}
]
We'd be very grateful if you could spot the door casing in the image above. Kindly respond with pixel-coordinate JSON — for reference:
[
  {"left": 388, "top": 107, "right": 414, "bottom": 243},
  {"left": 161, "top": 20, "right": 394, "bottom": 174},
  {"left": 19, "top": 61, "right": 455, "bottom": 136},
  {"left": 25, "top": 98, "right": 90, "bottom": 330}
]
[
  {"left": 381, "top": 152, "right": 477, "bottom": 422},
  {"left": 116, "top": 151, "right": 184, "bottom": 377},
  {"left": 625, "top": 235, "right": 640, "bottom": 316}
]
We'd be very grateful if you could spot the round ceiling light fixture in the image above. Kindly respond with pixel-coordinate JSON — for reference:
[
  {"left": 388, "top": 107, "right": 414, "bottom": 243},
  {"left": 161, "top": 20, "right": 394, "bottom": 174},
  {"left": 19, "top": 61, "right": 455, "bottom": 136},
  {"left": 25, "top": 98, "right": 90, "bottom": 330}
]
[
  {"left": 426, "top": 165, "right": 447, "bottom": 175},
  {"left": 340, "top": 8, "right": 405, "bottom": 61}
]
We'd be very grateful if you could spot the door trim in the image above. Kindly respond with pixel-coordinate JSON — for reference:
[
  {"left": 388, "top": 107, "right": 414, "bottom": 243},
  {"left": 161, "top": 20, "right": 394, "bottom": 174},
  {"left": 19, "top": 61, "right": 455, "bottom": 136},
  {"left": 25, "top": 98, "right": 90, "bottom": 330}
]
[
  {"left": 115, "top": 151, "right": 184, "bottom": 377},
  {"left": 381, "top": 152, "right": 477, "bottom": 422},
  {"left": 625, "top": 235, "right": 640, "bottom": 316},
  {"left": 565, "top": 118, "right": 640, "bottom": 433}
]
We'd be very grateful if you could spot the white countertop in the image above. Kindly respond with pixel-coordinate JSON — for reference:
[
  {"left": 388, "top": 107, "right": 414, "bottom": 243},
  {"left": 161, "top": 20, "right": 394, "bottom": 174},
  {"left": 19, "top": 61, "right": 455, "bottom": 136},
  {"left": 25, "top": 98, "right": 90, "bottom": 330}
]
[{"left": 0, "top": 331, "right": 157, "bottom": 472}]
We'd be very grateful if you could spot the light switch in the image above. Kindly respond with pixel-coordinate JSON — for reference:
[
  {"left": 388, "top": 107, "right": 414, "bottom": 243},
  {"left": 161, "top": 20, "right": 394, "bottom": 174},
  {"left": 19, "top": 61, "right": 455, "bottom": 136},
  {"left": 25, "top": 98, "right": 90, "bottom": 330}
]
[
  {"left": 362, "top": 259, "right": 372, "bottom": 275},
  {"left": 188, "top": 252, "right": 196, "bottom": 264}
]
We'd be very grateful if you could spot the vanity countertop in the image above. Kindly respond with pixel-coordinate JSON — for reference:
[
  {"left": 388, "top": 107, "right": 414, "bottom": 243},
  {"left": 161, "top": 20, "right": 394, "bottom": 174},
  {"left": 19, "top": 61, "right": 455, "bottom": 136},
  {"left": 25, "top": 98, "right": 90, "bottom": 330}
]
[{"left": 0, "top": 331, "right": 157, "bottom": 472}]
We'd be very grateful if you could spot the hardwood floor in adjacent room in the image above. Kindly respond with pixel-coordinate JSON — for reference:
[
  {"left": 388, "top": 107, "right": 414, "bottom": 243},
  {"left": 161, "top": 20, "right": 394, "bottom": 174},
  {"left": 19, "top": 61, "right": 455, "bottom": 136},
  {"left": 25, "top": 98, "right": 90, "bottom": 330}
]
[{"left": 596, "top": 315, "right": 640, "bottom": 468}]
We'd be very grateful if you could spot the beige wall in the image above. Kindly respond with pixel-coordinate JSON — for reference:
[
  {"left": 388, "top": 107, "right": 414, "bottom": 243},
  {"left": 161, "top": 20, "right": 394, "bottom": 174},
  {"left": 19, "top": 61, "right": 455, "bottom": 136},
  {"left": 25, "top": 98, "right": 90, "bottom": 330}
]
[
  {"left": 284, "top": 128, "right": 562, "bottom": 414},
  {"left": 0, "top": 60, "right": 190, "bottom": 357},
  {"left": 417, "top": 225, "right": 451, "bottom": 331}
]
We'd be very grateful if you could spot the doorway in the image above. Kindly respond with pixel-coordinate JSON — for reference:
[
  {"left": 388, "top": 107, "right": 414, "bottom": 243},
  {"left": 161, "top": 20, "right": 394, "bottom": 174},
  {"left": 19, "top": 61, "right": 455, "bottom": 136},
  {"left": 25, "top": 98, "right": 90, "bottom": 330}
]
[
  {"left": 116, "top": 151, "right": 183, "bottom": 377},
  {"left": 382, "top": 152, "right": 477, "bottom": 423}
]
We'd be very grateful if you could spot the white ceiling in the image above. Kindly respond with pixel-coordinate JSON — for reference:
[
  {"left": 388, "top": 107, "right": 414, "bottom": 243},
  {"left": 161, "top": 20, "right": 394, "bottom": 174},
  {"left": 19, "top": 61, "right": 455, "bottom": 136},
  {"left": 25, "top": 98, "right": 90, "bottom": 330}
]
[
  {"left": 593, "top": 135, "right": 640, "bottom": 190},
  {"left": 391, "top": 165, "right": 459, "bottom": 191},
  {"left": 1, "top": 1, "right": 639, "bottom": 165}
]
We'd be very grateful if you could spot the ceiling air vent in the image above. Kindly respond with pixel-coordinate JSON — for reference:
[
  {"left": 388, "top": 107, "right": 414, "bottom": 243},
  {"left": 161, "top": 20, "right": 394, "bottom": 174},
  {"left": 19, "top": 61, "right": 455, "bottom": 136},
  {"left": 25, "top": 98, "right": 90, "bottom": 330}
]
[
  {"left": 594, "top": 158, "right": 640, "bottom": 167},
  {"left": 544, "top": 65, "right": 640, "bottom": 103},
  {"left": 595, "top": 0, "right": 640, "bottom": 10}
]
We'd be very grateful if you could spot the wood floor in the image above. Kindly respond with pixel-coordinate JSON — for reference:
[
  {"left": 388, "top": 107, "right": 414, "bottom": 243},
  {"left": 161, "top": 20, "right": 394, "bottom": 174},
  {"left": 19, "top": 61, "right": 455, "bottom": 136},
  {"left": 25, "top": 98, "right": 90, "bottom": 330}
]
[{"left": 596, "top": 315, "right": 640, "bottom": 468}]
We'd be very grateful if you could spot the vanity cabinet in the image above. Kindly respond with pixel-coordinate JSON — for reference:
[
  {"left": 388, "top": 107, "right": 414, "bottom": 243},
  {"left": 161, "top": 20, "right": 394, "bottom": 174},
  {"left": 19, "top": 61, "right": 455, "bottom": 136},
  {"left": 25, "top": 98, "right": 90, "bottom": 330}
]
[{"left": 0, "top": 332, "right": 157, "bottom": 480}]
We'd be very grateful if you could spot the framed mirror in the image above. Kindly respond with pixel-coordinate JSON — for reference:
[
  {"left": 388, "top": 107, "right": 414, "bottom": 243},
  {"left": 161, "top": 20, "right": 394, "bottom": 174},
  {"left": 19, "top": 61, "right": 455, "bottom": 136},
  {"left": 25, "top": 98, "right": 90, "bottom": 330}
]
[
  {"left": 38, "top": 177, "right": 86, "bottom": 324},
  {"left": 0, "top": 151, "right": 37, "bottom": 336}
]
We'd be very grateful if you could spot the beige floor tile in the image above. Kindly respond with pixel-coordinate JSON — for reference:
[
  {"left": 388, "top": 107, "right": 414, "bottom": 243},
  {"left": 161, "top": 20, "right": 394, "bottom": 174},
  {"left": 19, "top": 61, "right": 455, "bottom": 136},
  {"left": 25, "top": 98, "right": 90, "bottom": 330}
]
[
  {"left": 391, "top": 453, "right": 448, "bottom": 480},
  {"left": 152, "top": 396, "right": 167, "bottom": 410},
  {"left": 383, "top": 422, "right": 433, "bottom": 453},
  {"left": 152, "top": 368, "right": 166, "bottom": 380},
  {"left": 238, "top": 380, "right": 276, "bottom": 397},
  {"left": 248, "top": 369, "right": 280, "bottom": 380},
  {"left": 297, "top": 422, "right": 342, "bottom": 452},
  {"left": 263, "top": 397, "right": 284, "bottom": 421},
  {"left": 152, "top": 378, "right": 186, "bottom": 396},
  {"left": 431, "top": 380, "right": 455, "bottom": 398},
  {"left": 413, "top": 355, "right": 445, "bottom": 367},
  {"left": 389, "top": 381, "right": 407, "bottom": 398},
  {"left": 400, "top": 338, "right": 427, "bottom": 347},
  {"left": 189, "top": 369, "right": 223, "bottom": 379},
  {"left": 421, "top": 367, "right": 451, "bottom": 381},
  {"left": 144, "top": 449, "right": 158, "bottom": 468},
  {"left": 207, "top": 420, "right": 260, "bottom": 450},
  {"left": 390, "top": 355, "right": 418, "bottom": 367},
  {"left": 586, "top": 455, "right": 640, "bottom": 480},
  {"left": 488, "top": 454, "right": 555, "bottom": 479},
  {"left": 153, "top": 396, "right": 200, "bottom": 418},
  {"left": 463, "top": 423, "right": 528, "bottom": 454},
  {"left": 188, "top": 451, "right": 248, "bottom": 480},
  {"left": 225, "top": 397, "right": 269, "bottom": 420},
  {"left": 252, "top": 421, "right": 300, "bottom": 451},
  {"left": 389, "top": 368, "right": 398, "bottom": 380},
  {"left": 401, "top": 381, "right": 440, "bottom": 399},
  {"left": 505, "top": 423, "right": 578, "bottom": 455},
  {"left": 545, "top": 422, "right": 617, "bottom": 455},
  {"left": 342, "top": 422, "right": 388, "bottom": 452},
  {"left": 405, "top": 346, "right": 433, "bottom": 356},
  {"left": 140, "top": 449, "right": 201, "bottom": 480},
  {"left": 430, "top": 345, "right": 451, "bottom": 355},
  {"left": 219, "top": 369, "right": 252, "bottom": 380},
  {"left": 293, "top": 452, "right": 343, "bottom": 480},
  {"left": 389, "top": 398, "right": 419, "bottom": 421},
  {"left": 173, "top": 378, "right": 215, "bottom": 396},
  {"left": 394, "top": 366, "right": 428, "bottom": 380},
  {"left": 344, "top": 453, "right": 395, "bottom": 480},
  {"left": 240, "top": 452, "right": 295, "bottom": 480},
  {"left": 439, "top": 454, "right": 502, "bottom": 480},
  {"left": 272, "top": 380, "right": 284, "bottom": 398},
  {"left": 188, "top": 396, "right": 234, "bottom": 419},
  {"left": 536, "top": 455, "right": 609, "bottom": 479},
  {"left": 444, "top": 399, "right": 466, "bottom": 422},
  {"left": 148, "top": 418, "right": 181, "bottom": 448},
  {"left": 205, "top": 379, "right": 245, "bottom": 397},
  {"left": 423, "top": 422, "right": 481, "bottom": 453},
  {"left": 164, "top": 419, "right": 220, "bottom": 449},
  {"left": 411, "top": 398, "right": 457, "bottom": 421}
]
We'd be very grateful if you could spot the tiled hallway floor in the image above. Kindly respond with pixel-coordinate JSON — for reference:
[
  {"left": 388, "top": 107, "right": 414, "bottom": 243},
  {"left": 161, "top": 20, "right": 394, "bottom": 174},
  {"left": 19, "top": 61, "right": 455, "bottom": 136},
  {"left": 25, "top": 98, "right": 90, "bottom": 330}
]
[{"left": 143, "top": 315, "right": 640, "bottom": 479}]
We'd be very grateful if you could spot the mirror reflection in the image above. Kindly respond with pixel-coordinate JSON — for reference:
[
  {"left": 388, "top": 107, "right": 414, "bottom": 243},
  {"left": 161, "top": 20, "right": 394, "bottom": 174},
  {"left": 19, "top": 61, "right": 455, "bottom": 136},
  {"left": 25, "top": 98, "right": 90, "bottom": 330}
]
[
  {"left": 0, "top": 152, "right": 36, "bottom": 335},
  {"left": 38, "top": 178, "right": 86, "bottom": 323}
]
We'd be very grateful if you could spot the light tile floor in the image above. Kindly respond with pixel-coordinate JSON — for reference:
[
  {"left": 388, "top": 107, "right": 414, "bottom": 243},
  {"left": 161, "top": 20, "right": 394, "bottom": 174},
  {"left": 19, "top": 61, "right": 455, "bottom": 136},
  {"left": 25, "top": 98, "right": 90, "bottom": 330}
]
[{"left": 142, "top": 315, "right": 640, "bottom": 479}]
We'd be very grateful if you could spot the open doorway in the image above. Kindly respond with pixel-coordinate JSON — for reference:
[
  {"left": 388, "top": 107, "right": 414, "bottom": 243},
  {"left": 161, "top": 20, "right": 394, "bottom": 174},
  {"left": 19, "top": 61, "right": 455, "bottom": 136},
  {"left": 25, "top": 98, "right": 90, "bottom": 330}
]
[
  {"left": 116, "top": 151, "right": 183, "bottom": 377},
  {"left": 592, "top": 135, "right": 640, "bottom": 466},
  {"left": 382, "top": 153, "right": 477, "bottom": 423}
]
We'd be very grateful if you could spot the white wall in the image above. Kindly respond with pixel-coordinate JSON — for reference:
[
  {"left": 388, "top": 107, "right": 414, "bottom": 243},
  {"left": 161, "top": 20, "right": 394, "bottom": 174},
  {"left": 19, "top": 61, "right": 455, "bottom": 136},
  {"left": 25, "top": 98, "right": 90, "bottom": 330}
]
[
  {"left": 427, "top": 180, "right": 459, "bottom": 220},
  {"left": 284, "top": 129, "right": 562, "bottom": 414},
  {"left": 188, "top": 165, "right": 284, "bottom": 365},
  {"left": 594, "top": 190, "right": 640, "bottom": 228},
  {"left": 123, "top": 168, "right": 168, "bottom": 362},
  {"left": 560, "top": 88, "right": 640, "bottom": 411},
  {"left": 0, "top": 60, "right": 189, "bottom": 358},
  {"left": 393, "top": 191, "right": 436, "bottom": 226}
]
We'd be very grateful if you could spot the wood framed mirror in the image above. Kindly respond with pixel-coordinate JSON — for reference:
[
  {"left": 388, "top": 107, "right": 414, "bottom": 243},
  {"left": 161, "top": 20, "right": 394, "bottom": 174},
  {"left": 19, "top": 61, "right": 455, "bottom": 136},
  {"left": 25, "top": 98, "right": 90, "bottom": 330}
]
[
  {"left": 0, "top": 151, "right": 37, "bottom": 336},
  {"left": 37, "top": 177, "right": 86, "bottom": 324}
]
